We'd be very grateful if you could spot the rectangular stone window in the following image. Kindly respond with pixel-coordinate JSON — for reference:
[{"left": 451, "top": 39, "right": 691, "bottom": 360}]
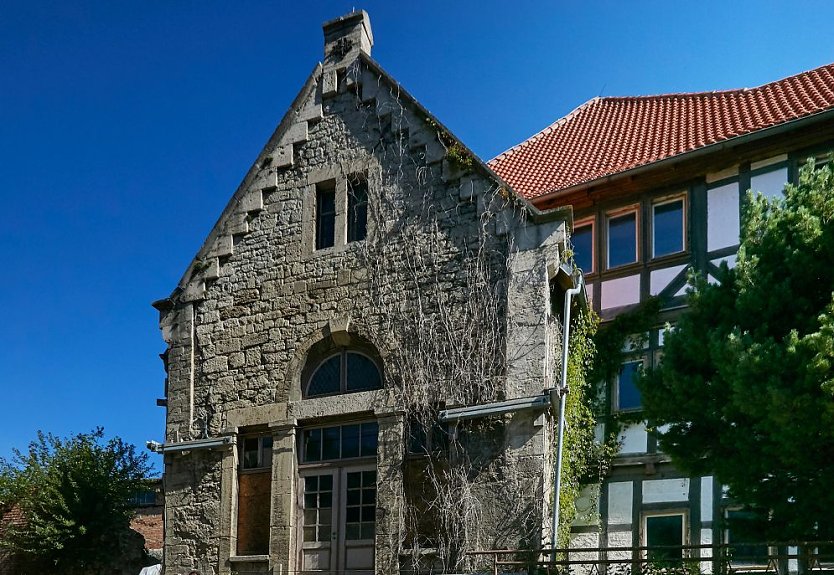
[
  {"left": 315, "top": 181, "right": 336, "bottom": 250},
  {"left": 347, "top": 174, "right": 368, "bottom": 243},
  {"left": 237, "top": 432, "right": 273, "bottom": 556}
]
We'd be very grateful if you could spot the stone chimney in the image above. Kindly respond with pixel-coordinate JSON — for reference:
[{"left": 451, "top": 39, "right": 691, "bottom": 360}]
[{"left": 322, "top": 10, "right": 373, "bottom": 62}]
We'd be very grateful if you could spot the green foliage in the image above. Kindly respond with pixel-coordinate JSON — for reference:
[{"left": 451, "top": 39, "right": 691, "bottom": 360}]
[
  {"left": 557, "top": 308, "right": 609, "bottom": 545},
  {"left": 641, "top": 159, "right": 834, "bottom": 540},
  {"left": 445, "top": 142, "right": 474, "bottom": 171},
  {"left": 0, "top": 428, "right": 152, "bottom": 575}
]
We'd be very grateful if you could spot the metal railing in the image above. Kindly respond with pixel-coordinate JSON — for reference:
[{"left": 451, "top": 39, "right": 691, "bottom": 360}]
[{"left": 466, "top": 542, "right": 834, "bottom": 575}]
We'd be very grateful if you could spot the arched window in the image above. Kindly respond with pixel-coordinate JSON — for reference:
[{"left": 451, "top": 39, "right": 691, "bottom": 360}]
[{"left": 305, "top": 350, "right": 382, "bottom": 398}]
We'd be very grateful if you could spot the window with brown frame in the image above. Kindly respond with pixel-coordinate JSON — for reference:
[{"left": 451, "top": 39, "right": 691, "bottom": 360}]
[{"left": 607, "top": 209, "right": 638, "bottom": 268}]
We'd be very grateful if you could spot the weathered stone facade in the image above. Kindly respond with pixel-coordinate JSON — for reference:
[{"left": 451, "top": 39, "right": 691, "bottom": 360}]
[{"left": 154, "top": 11, "right": 575, "bottom": 575}]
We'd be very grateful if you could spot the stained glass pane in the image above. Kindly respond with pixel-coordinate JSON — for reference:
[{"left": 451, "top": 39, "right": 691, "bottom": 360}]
[
  {"left": 346, "top": 353, "right": 381, "bottom": 392},
  {"left": 307, "top": 355, "right": 341, "bottom": 397}
]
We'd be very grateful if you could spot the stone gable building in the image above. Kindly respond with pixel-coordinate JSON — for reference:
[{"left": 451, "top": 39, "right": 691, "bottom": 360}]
[{"left": 153, "top": 11, "right": 580, "bottom": 575}]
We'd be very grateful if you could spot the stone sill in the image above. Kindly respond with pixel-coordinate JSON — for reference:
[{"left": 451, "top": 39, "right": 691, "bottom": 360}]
[{"left": 229, "top": 555, "right": 269, "bottom": 563}]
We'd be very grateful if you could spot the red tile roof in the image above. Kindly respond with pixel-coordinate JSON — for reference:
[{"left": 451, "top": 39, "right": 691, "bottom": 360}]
[{"left": 489, "top": 63, "right": 834, "bottom": 199}]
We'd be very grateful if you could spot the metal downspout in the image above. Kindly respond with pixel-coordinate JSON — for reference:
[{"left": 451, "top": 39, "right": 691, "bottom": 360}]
[{"left": 551, "top": 276, "right": 583, "bottom": 559}]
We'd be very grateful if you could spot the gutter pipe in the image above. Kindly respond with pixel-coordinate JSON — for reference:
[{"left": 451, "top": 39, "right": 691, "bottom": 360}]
[
  {"left": 146, "top": 436, "right": 234, "bottom": 454},
  {"left": 551, "top": 273, "right": 584, "bottom": 560}
]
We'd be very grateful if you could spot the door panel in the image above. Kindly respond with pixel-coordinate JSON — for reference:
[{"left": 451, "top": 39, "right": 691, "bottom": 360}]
[
  {"left": 300, "top": 470, "right": 337, "bottom": 573},
  {"left": 300, "top": 466, "right": 376, "bottom": 574},
  {"left": 340, "top": 468, "right": 375, "bottom": 574}
]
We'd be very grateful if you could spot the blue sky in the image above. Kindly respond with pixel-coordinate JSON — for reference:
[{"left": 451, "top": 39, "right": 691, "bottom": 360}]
[{"left": 2, "top": 1, "right": 833, "bottom": 471}]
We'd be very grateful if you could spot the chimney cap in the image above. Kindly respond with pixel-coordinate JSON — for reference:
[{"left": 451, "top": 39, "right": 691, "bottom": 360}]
[{"left": 322, "top": 10, "right": 373, "bottom": 60}]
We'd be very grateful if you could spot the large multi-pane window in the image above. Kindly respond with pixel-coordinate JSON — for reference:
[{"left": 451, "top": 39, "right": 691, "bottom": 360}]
[
  {"left": 607, "top": 210, "right": 638, "bottom": 268},
  {"left": 301, "top": 422, "right": 379, "bottom": 463}
]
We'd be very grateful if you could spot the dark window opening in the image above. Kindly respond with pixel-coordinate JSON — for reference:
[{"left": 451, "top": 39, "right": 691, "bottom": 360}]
[
  {"left": 237, "top": 432, "right": 273, "bottom": 556},
  {"left": 645, "top": 514, "right": 685, "bottom": 564},
  {"left": 726, "top": 509, "right": 769, "bottom": 565},
  {"left": 347, "top": 175, "right": 368, "bottom": 243},
  {"left": 345, "top": 470, "right": 376, "bottom": 540},
  {"left": 608, "top": 211, "right": 637, "bottom": 268},
  {"left": 408, "top": 418, "right": 450, "bottom": 456},
  {"left": 301, "top": 422, "right": 379, "bottom": 463},
  {"left": 653, "top": 199, "right": 685, "bottom": 257},
  {"left": 316, "top": 182, "right": 336, "bottom": 250},
  {"left": 572, "top": 223, "right": 594, "bottom": 273},
  {"left": 306, "top": 350, "right": 382, "bottom": 398},
  {"left": 617, "top": 360, "right": 642, "bottom": 411}
]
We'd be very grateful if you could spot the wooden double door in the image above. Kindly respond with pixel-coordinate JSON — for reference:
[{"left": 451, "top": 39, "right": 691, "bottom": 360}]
[{"left": 299, "top": 465, "right": 376, "bottom": 574}]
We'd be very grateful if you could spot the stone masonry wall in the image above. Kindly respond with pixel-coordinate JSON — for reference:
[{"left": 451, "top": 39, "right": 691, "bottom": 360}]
[{"left": 158, "top": 34, "right": 566, "bottom": 574}]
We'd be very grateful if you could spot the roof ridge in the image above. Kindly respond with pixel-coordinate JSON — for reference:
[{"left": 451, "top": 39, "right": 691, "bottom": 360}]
[
  {"left": 596, "top": 61, "right": 834, "bottom": 101},
  {"left": 489, "top": 60, "right": 834, "bottom": 199}
]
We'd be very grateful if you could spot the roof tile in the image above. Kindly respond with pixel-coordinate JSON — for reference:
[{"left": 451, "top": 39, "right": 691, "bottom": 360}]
[{"left": 490, "top": 62, "right": 834, "bottom": 198}]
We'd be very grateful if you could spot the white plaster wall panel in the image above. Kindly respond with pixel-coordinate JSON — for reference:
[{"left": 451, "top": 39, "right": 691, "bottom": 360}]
[
  {"left": 701, "top": 476, "right": 713, "bottom": 522},
  {"left": 608, "top": 482, "right": 633, "bottom": 525},
  {"left": 708, "top": 254, "right": 738, "bottom": 284},
  {"left": 643, "top": 478, "right": 689, "bottom": 503},
  {"left": 601, "top": 274, "right": 640, "bottom": 310},
  {"left": 789, "top": 546, "right": 799, "bottom": 573},
  {"left": 607, "top": 530, "right": 633, "bottom": 560},
  {"left": 701, "top": 528, "right": 714, "bottom": 574},
  {"left": 569, "top": 532, "right": 601, "bottom": 574},
  {"left": 750, "top": 167, "right": 788, "bottom": 200},
  {"left": 619, "top": 422, "right": 648, "bottom": 454},
  {"left": 707, "top": 182, "right": 739, "bottom": 251},
  {"left": 711, "top": 254, "right": 737, "bottom": 270},
  {"left": 650, "top": 264, "right": 686, "bottom": 295}
]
